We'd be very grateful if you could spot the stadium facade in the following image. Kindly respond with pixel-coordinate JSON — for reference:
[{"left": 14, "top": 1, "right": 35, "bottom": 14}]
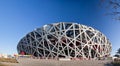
[{"left": 17, "top": 22, "right": 112, "bottom": 60}]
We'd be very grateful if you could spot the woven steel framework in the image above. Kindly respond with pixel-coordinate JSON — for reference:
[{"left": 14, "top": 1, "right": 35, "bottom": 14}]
[{"left": 17, "top": 22, "right": 112, "bottom": 59}]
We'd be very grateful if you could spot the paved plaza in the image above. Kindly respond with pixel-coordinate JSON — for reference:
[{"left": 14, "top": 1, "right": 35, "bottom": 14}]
[{"left": 2, "top": 58, "right": 112, "bottom": 66}]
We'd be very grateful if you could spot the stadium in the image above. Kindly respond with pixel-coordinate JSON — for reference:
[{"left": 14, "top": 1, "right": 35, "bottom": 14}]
[{"left": 17, "top": 22, "right": 112, "bottom": 60}]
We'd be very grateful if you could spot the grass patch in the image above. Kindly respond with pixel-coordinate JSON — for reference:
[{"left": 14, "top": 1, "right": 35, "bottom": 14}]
[{"left": 0, "top": 58, "right": 18, "bottom": 63}]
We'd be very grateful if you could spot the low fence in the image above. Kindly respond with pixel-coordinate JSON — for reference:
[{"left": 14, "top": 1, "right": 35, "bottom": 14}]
[{"left": 15, "top": 55, "right": 112, "bottom": 61}]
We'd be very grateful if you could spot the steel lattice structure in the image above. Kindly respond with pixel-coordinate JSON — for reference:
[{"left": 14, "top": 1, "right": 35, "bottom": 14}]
[{"left": 17, "top": 22, "right": 112, "bottom": 59}]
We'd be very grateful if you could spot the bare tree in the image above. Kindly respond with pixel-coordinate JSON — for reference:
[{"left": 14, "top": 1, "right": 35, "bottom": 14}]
[
  {"left": 117, "top": 48, "right": 120, "bottom": 54},
  {"left": 114, "top": 48, "right": 120, "bottom": 57},
  {"left": 100, "top": 0, "right": 120, "bottom": 20}
]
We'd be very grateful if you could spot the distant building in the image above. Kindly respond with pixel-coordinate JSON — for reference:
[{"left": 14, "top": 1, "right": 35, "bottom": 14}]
[
  {"left": 17, "top": 22, "right": 112, "bottom": 60},
  {"left": 0, "top": 54, "right": 8, "bottom": 58}
]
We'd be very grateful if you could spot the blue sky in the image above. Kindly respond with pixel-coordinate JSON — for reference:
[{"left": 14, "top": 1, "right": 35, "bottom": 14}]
[{"left": 0, "top": 0, "right": 120, "bottom": 55}]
